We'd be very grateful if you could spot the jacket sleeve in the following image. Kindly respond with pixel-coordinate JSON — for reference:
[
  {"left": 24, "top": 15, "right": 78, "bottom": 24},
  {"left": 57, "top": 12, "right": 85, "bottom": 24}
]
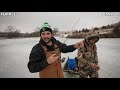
[
  {"left": 57, "top": 41, "right": 76, "bottom": 53},
  {"left": 94, "top": 45, "right": 98, "bottom": 64},
  {"left": 77, "top": 47, "right": 90, "bottom": 67},
  {"left": 27, "top": 45, "right": 49, "bottom": 73}
]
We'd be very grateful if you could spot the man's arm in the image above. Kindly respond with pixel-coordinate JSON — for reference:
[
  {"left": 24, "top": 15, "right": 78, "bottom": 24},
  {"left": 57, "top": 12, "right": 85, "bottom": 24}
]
[
  {"left": 93, "top": 44, "right": 100, "bottom": 70},
  {"left": 94, "top": 45, "right": 98, "bottom": 64},
  {"left": 77, "top": 45, "right": 100, "bottom": 71},
  {"left": 77, "top": 48, "right": 90, "bottom": 67},
  {"left": 57, "top": 40, "right": 84, "bottom": 53},
  {"left": 27, "top": 45, "right": 49, "bottom": 73}
]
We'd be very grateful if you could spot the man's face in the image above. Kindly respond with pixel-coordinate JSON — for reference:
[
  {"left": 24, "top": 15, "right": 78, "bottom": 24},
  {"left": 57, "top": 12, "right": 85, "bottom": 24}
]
[
  {"left": 89, "top": 38, "right": 97, "bottom": 44},
  {"left": 41, "top": 31, "right": 52, "bottom": 43}
]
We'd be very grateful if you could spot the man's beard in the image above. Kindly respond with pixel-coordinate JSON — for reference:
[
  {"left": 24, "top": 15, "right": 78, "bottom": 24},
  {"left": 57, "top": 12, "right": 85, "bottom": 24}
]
[{"left": 43, "top": 37, "right": 51, "bottom": 43}]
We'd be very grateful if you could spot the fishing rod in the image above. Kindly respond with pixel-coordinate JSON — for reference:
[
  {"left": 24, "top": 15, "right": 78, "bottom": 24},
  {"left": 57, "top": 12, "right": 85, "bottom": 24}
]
[
  {"left": 61, "top": 17, "right": 80, "bottom": 63},
  {"left": 64, "top": 17, "right": 80, "bottom": 44}
]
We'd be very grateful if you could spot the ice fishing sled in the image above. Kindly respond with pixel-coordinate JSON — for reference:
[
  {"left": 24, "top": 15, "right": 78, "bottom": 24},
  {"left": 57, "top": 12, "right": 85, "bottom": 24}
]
[{"left": 63, "top": 57, "right": 79, "bottom": 75}]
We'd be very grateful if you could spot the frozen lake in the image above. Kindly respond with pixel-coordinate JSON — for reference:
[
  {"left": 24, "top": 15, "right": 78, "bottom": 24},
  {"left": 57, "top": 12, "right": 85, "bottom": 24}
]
[{"left": 0, "top": 37, "right": 120, "bottom": 78}]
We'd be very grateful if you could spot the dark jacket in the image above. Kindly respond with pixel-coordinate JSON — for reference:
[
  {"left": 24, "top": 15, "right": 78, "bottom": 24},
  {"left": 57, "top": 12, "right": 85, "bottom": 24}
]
[{"left": 27, "top": 37, "right": 76, "bottom": 73}]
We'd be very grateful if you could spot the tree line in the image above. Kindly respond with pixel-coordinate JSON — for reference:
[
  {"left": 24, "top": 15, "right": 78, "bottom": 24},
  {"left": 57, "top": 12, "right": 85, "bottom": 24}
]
[
  {"left": 68, "top": 21, "right": 120, "bottom": 38},
  {"left": 0, "top": 21, "right": 120, "bottom": 39},
  {"left": 0, "top": 26, "right": 59, "bottom": 38}
]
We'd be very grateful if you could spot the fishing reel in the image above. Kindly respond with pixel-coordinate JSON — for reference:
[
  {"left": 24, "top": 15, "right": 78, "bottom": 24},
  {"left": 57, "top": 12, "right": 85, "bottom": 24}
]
[{"left": 60, "top": 57, "right": 66, "bottom": 63}]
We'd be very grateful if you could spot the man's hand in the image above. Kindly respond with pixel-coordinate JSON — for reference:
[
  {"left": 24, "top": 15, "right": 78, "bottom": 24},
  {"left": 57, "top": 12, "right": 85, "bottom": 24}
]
[
  {"left": 74, "top": 41, "right": 84, "bottom": 49},
  {"left": 47, "top": 54, "right": 59, "bottom": 64},
  {"left": 95, "top": 64, "right": 100, "bottom": 71},
  {"left": 90, "top": 63, "right": 100, "bottom": 71}
]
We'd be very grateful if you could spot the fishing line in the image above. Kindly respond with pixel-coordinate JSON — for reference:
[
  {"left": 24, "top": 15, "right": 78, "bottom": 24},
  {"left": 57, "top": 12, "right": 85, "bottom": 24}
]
[
  {"left": 64, "top": 17, "right": 80, "bottom": 44},
  {"left": 100, "top": 68, "right": 113, "bottom": 78}
]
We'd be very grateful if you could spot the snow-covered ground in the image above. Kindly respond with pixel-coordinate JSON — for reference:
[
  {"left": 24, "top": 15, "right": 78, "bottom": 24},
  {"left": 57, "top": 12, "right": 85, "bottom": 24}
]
[{"left": 0, "top": 37, "right": 120, "bottom": 78}]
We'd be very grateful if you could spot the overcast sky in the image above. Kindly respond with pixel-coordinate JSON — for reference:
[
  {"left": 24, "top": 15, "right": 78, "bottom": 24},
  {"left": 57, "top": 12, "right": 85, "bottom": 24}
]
[{"left": 0, "top": 12, "right": 120, "bottom": 33}]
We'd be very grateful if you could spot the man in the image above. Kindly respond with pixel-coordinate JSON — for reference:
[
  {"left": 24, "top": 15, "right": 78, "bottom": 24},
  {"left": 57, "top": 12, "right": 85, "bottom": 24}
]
[
  {"left": 27, "top": 22, "right": 84, "bottom": 78},
  {"left": 76, "top": 31, "right": 100, "bottom": 78}
]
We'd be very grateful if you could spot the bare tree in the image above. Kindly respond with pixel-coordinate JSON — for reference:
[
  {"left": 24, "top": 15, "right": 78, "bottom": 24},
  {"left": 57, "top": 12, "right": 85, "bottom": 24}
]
[{"left": 4, "top": 25, "right": 21, "bottom": 38}]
